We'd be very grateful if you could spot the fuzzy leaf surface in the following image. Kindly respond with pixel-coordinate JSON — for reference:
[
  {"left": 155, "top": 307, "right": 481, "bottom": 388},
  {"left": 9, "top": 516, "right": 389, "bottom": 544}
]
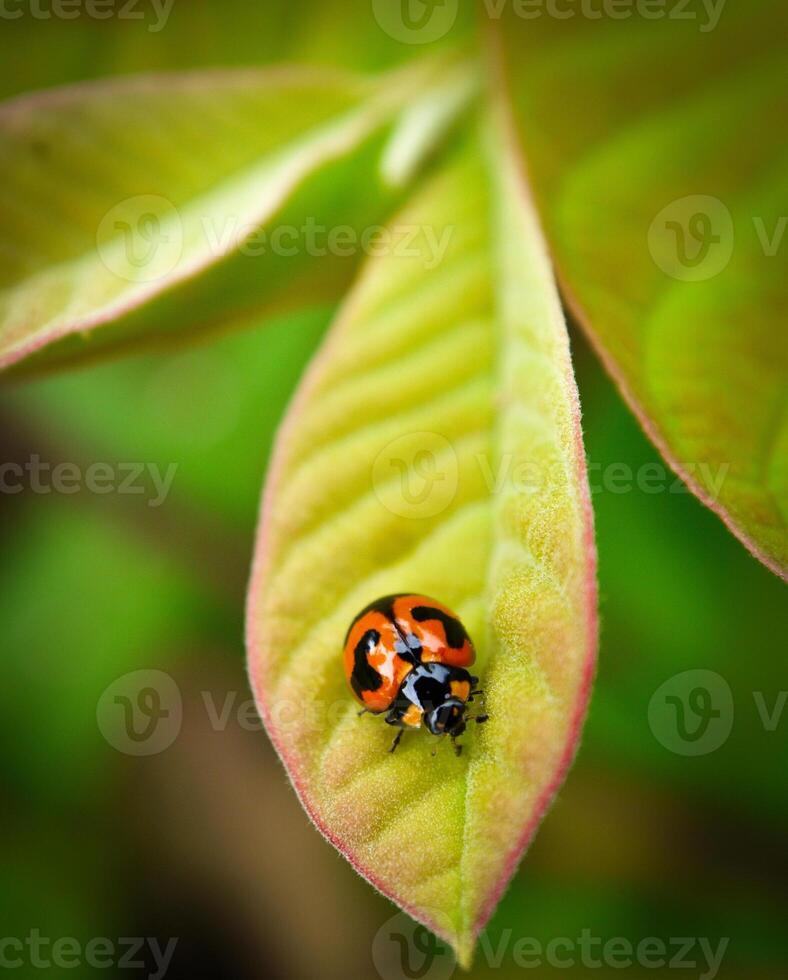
[
  {"left": 247, "top": 130, "right": 597, "bottom": 965},
  {"left": 0, "top": 63, "right": 442, "bottom": 372}
]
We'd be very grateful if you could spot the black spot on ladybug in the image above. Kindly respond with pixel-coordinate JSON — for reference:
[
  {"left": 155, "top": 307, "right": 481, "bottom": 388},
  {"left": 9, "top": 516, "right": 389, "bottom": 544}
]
[
  {"left": 350, "top": 628, "right": 382, "bottom": 698},
  {"left": 411, "top": 605, "right": 468, "bottom": 649},
  {"left": 343, "top": 594, "right": 398, "bottom": 643},
  {"left": 393, "top": 632, "right": 422, "bottom": 664}
]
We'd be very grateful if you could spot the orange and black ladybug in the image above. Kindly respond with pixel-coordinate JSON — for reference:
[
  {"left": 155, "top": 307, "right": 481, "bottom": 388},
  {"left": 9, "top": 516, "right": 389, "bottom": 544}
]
[{"left": 343, "top": 594, "right": 487, "bottom": 755}]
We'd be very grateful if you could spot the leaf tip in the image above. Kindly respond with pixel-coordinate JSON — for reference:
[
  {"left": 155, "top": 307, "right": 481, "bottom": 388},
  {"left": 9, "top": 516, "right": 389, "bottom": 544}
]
[{"left": 455, "top": 934, "right": 475, "bottom": 971}]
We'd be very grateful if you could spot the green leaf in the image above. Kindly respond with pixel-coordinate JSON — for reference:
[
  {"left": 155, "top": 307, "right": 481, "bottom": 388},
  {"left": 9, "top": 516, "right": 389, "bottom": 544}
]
[
  {"left": 0, "top": 59, "right": 457, "bottom": 373},
  {"left": 497, "top": 1, "right": 788, "bottom": 578},
  {"left": 246, "top": 125, "right": 597, "bottom": 964}
]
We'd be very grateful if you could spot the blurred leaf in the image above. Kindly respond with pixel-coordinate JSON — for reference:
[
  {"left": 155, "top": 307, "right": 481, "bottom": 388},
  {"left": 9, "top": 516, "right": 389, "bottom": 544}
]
[
  {"left": 574, "top": 343, "right": 788, "bottom": 820},
  {"left": 497, "top": 0, "right": 788, "bottom": 577},
  {"left": 0, "top": 58, "right": 455, "bottom": 372},
  {"left": 246, "top": 130, "right": 597, "bottom": 965},
  {"left": 0, "top": 0, "right": 476, "bottom": 100}
]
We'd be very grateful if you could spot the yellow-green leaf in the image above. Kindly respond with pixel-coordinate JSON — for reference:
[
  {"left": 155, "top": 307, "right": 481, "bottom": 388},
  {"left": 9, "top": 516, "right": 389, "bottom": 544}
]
[
  {"left": 246, "top": 122, "right": 597, "bottom": 965},
  {"left": 0, "top": 60, "right": 452, "bottom": 373},
  {"left": 497, "top": 0, "right": 788, "bottom": 577}
]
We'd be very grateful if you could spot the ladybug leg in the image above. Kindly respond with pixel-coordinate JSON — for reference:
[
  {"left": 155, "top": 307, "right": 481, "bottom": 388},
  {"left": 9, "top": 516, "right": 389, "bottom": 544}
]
[
  {"left": 474, "top": 714, "right": 489, "bottom": 724},
  {"left": 389, "top": 729, "right": 404, "bottom": 754},
  {"left": 450, "top": 735, "right": 463, "bottom": 757},
  {"left": 357, "top": 707, "right": 369, "bottom": 717},
  {"left": 468, "top": 688, "right": 484, "bottom": 703}
]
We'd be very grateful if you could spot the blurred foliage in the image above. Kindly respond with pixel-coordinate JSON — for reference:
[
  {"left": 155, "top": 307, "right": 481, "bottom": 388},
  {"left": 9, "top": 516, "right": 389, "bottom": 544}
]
[
  {"left": 2, "top": 308, "right": 328, "bottom": 526},
  {"left": 0, "top": 1, "right": 785, "bottom": 977},
  {"left": 500, "top": 0, "right": 788, "bottom": 574},
  {"left": 1, "top": 311, "right": 785, "bottom": 977},
  {"left": 0, "top": 0, "right": 476, "bottom": 100},
  {"left": 581, "top": 350, "right": 788, "bottom": 821}
]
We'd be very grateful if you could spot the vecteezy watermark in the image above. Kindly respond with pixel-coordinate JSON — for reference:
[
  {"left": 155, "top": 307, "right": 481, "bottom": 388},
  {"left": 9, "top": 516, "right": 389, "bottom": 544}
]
[
  {"left": 96, "top": 671, "right": 363, "bottom": 755},
  {"left": 202, "top": 691, "right": 354, "bottom": 736},
  {"left": 97, "top": 669, "right": 786, "bottom": 759},
  {"left": 201, "top": 216, "right": 455, "bottom": 270},
  {"left": 648, "top": 195, "right": 735, "bottom": 281},
  {"left": 649, "top": 670, "right": 786, "bottom": 756},
  {"left": 481, "top": 0, "right": 727, "bottom": 32},
  {"left": 372, "top": 431, "right": 459, "bottom": 520},
  {"left": 370, "top": 432, "right": 732, "bottom": 521},
  {"left": 0, "top": 0, "right": 175, "bottom": 31},
  {"left": 586, "top": 460, "right": 730, "bottom": 499},
  {"left": 97, "top": 196, "right": 184, "bottom": 284},
  {"left": 648, "top": 196, "right": 786, "bottom": 281},
  {"left": 0, "top": 931, "right": 178, "bottom": 977},
  {"left": 371, "top": 0, "right": 727, "bottom": 43},
  {"left": 95, "top": 195, "right": 455, "bottom": 283},
  {"left": 372, "top": 912, "right": 730, "bottom": 980},
  {"left": 0, "top": 456, "right": 178, "bottom": 508},
  {"left": 372, "top": 0, "right": 459, "bottom": 44},
  {"left": 477, "top": 930, "right": 729, "bottom": 977},
  {"left": 649, "top": 670, "right": 734, "bottom": 755},
  {"left": 372, "top": 909, "right": 455, "bottom": 980},
  {"left": 97, "top": 670, "right": 183, "bottom": 756}
]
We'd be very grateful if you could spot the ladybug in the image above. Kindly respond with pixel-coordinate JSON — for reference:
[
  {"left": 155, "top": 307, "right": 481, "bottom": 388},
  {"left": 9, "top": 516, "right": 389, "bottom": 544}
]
[{"left": 343, "top": 594, "right": 487, "bottom": 755}]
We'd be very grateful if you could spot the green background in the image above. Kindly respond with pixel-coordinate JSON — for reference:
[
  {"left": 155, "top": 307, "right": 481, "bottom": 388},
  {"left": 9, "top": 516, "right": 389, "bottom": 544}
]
[{"left": 0, "top": 3, "right": 785, "bottom": 978}]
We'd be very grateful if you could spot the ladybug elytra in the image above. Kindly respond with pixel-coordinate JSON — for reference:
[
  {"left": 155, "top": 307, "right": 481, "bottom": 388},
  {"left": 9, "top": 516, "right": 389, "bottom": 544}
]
[{"left": 343, "top": 594, "right": 487, "bottom": 755}]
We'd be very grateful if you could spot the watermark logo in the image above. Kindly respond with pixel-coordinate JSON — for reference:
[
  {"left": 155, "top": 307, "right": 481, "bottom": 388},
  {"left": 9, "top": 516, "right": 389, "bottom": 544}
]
[
  {"left": 373, "top": 432, "right": 458, "bottom": 519},
  {"left": 648, "top": 669, "right": 734, "bottom": 756},
  {"left": 97, "top": 197, "right": 452, "bottom": 282},
  {"left": 648, "top": 195, "right": 734, "bottom": 281},
  {"left": 372, "top": 910, "right": 455, "bottom": 980},
  {"left": 97, "top": 194, "right": 183, "bottom": 283},
  {"left": 372, "top": 918, "right": 729, "bottom": 979},
  {"left": 0, "top": 0, "right": 176, "bottom": 31},
  {"left": 372, "top": 0, "right": 458, "bottom": 44},
  {"left": 370, "top": 431, "right": 732, "bottom": 519},
  {"left": 97, "top": 669, "right": 182, "bottom": 756},
  {"left": 0, "top": 931, "right": 178, "bottom": 977},
  {"left": 478, "top": 0, "right": 728, "bottom": 33},
  {"left": 0, "top": 455, "right": 177, "bottom": 508}
]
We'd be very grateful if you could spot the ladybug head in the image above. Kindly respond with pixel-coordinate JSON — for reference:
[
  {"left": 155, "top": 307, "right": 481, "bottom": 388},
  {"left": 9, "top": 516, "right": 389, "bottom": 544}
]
[{"left": 424, "top": 698, "right": 467, "bottom": 738}]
